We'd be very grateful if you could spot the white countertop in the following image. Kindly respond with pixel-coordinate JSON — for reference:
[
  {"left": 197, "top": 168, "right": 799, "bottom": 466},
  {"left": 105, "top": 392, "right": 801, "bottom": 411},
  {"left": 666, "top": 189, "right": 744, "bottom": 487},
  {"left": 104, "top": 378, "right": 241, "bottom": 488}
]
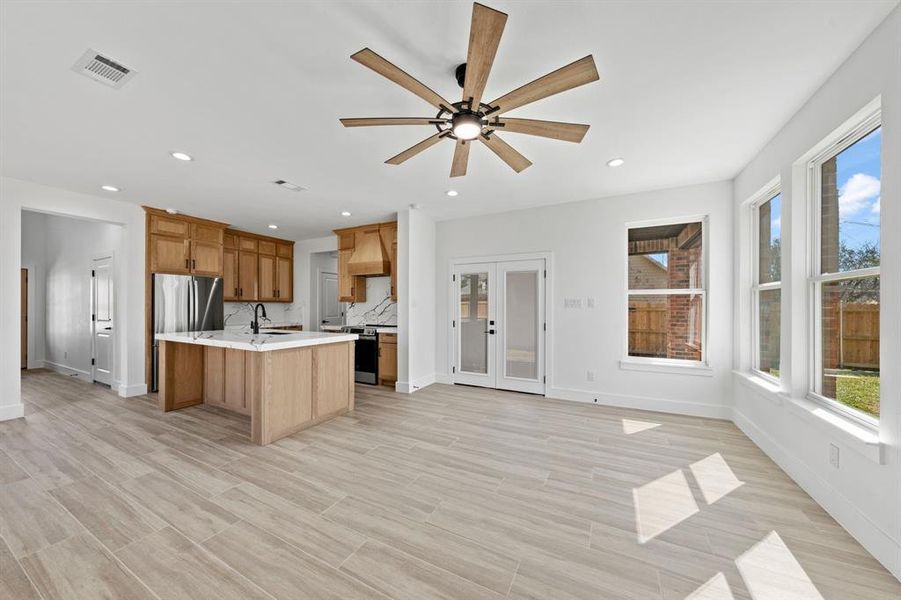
[
  {"left": 156, "top": 329, "right": 358, "bottom": 352},
  {"left": 321, "top": 325, "right": 397, "bottom": 334}
]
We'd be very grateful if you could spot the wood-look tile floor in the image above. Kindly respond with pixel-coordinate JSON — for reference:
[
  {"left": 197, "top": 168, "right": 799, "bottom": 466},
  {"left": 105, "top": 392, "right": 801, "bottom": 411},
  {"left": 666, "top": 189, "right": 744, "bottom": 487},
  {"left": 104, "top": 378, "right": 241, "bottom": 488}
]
[{"left": 3, "top": 369, "right": 899, "bottom": 600}]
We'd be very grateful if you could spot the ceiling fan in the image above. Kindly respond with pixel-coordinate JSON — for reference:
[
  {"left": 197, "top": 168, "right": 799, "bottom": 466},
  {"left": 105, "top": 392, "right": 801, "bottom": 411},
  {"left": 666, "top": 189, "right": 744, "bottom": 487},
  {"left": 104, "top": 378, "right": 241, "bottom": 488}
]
[{"left": 340, "top": 2, "right": 600, "bottom": 177}]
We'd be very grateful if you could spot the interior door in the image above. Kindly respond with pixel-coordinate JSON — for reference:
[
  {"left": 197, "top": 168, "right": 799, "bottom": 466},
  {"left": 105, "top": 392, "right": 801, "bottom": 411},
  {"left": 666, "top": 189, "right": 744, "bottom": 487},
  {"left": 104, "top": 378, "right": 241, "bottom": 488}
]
[
  {"left": 92, "top": 257, "right": 114, "bottom": 386},
  {"left": 21, "top": 268, "right": 27, "bottom": 369},
  {"left": 454, "top": 263, "right": 496, "bottom": 387},
  {"left": 319, "top": 272, "right": 343, "bottom": 329},
  {"left": 495, "top": 260, "right": 545, "bottom": 393},
  {"left": 453, "top": 259, "right": 545, "bottom": 393}
]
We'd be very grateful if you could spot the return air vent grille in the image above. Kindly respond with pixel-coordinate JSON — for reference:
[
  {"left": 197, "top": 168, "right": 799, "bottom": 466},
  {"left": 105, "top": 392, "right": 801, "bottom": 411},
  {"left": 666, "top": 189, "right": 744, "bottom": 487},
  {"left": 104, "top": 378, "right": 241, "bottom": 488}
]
[
  {"left": 72, "top": 49, "right": 136, "bottom": 89},
  {"left": 273, "top": 180, "right": 306, "bottom": 192}
]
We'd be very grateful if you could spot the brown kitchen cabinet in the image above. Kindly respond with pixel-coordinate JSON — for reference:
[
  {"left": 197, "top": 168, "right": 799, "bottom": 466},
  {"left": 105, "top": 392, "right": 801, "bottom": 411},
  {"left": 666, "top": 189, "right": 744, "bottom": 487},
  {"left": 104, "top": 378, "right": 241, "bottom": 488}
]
[
  {"left": 378, "top": 333, "right": 397, "bottom": 387},
  {"left": 224, "top": 229, "right": 294, "bottom": 303},
  {"left": 334, "top": 221, "right": 398, "bottom": 303},
  {"left": 146, "top": 209, "right": 226, "bottom": 277}
]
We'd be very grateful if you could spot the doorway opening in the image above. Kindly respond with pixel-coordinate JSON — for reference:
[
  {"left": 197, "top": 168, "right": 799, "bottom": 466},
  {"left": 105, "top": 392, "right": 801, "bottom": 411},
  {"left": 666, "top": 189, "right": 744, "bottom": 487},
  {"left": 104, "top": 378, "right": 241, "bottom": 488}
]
[
  {"left": 451, "top": 257, "right": 548, "bottom": 394},
  {"left": 310, "top": 250, "right": 343, "bottom": 331}
]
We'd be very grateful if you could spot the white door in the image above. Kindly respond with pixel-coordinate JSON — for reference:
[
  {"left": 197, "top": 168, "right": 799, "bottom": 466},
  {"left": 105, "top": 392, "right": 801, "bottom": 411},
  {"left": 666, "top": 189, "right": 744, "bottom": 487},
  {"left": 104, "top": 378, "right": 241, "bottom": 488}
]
[
  {"left": 319, "top": 271, "right": 343, "bottom": 329},
  {"left": 91, "top": 257, "right": 113, "bottom": 386},
  {"left": 454, "top": 259, "right": 545, "bottom": 393}
]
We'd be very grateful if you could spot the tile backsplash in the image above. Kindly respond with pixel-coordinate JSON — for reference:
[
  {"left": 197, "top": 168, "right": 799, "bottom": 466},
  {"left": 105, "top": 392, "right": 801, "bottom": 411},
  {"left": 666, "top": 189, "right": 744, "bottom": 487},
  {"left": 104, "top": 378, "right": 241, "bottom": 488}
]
[
  {"left": 346, "top": 276, "right": 396, "bottom": 326},
  {"left": 224, "top": 301, "right": 302, "bottom": 329}
]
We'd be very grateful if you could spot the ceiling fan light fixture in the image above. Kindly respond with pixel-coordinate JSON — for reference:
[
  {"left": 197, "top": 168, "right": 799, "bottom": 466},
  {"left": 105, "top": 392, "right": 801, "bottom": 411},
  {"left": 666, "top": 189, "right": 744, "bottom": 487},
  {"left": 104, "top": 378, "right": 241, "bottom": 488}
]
[{"left": 451, "top": 112, "right": 482, "bottom": 141}]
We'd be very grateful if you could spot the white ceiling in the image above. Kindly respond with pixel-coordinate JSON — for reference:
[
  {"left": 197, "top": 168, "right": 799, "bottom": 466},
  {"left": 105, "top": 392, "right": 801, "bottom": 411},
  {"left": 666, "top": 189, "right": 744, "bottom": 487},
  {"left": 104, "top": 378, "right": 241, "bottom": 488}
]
[{"left": 1, "top": 1, "right": 897, "bottom": 240}]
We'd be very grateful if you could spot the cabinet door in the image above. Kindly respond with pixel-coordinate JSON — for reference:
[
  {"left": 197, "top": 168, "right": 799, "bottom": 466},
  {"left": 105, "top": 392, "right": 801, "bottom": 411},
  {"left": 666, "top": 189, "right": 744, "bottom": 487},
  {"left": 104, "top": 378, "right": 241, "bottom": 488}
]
[
  {"left": 238, "top": 237, "right": 258, "bottom": 252},
  {"left": 258, "top": 254, "right": 277, "bottom": 301},
  {"left": 237, "top": 251, "right": 258, "bottom": 301},
  {"left": 190, "top": 240, "right": 223, "bottom": 277},
  {"left": 224, "top": 349, "right": 249, "bottom": 415},
  {"left": 276, "top": 243, "right": 293, "bottom": 258},
  {"left": 338, "top": 249, "right": 364, "bottom": 302},
  {"left": 150, "top": 235, "right": 190, "bottom": 274},
  {"left": 379, "top": 339, "right": 397, "bottom": 385},
  {"left": 192, "top": 223, "right": 223, "bottom": 244},
  {"left": 150, "top": 215, "right": 190, "bottom": 238},
  {"left": 224, "top": 231, "right": 237, "bottom": 250},
  {"left": 223, "top": 249, "right": 239, "bottom": 301},
  {"left": 258, "top": 240, "right": 276, "bottom": 256},
  {"left": 276, "top": 257, "right": 292, "bottom": 302}
]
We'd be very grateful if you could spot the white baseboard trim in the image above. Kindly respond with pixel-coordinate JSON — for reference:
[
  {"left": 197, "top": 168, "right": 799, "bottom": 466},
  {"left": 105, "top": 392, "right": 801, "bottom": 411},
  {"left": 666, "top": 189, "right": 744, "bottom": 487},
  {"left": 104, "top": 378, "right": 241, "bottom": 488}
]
[
  {"left": 394, "top": 381, "right": 413, "bottom": 394},
  {"left": 43, "top": 361, "right": 92, "bottom": 384},
  {"left": 0, "top": 403, "right": 25, "bottom": 422},
  {"left": 547, "top": 386, "right": 733, "bottom": 420},
  {"left": 118, "top": 382, "right": 148, "bottom": 398},
  {"left": 394, "top": 373, "right": 437, "bottom": 395},
  {"left": 734, "top": 408, "right": 901, "bottom": 579}
]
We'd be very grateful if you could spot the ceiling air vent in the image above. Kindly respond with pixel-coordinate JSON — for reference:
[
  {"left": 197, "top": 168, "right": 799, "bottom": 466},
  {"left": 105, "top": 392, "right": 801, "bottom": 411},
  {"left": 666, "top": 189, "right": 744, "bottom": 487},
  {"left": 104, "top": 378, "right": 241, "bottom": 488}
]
[
  {"left": 71, "top": 49, "right": 136, "bottom": 89},
  {"left": 273, "top": 180, "right": 305, "bottom": 192}
]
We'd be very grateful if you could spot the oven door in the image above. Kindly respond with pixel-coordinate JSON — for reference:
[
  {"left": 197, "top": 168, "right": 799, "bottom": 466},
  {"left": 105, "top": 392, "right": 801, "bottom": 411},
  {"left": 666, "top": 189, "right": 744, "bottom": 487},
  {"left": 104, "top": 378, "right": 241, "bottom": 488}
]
[{"left": 354, "top": 335, "right": 379, "bottom": 384}]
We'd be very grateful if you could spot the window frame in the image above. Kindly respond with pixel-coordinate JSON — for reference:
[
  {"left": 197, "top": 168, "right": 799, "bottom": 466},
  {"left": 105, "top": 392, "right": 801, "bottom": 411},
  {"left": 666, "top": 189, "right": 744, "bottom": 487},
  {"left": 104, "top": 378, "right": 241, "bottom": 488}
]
[
  {"left": 624, "top": 215, "right": 709, "bottom": 367},
  {"left": 807, "top": 109, "right": 881, "bottom": 428},
  {"left": 750, "top": 183, "right": 782, "bottom": 383}
]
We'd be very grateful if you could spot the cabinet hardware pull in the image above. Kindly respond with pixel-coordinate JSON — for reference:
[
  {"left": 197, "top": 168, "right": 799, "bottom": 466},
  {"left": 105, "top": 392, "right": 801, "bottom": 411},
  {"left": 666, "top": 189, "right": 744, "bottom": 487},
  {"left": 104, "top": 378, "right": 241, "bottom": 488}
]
[
  {"left": 234, "top": 288, "right": 238, "bottom": 297},
  {"left": 192, "top": 259, "right": 196, "bottom": 269},
  {"left": 239, "top": 287, "right": 243, "bottom": 297},
  {"left": 185, "top": 259, "right": 189, "bottom": 269}
]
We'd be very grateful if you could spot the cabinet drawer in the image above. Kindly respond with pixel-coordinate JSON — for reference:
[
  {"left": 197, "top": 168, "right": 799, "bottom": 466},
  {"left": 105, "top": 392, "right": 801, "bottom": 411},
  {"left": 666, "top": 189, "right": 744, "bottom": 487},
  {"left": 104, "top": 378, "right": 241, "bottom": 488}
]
[{"left": 379, "top": 333, "right": 397, "bottom": 343}]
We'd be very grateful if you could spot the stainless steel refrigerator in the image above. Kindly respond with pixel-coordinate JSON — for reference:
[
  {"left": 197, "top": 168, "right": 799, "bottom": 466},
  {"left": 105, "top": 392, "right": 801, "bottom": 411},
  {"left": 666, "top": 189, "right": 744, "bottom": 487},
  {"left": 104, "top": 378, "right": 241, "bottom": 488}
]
[{"left": 151, "top": 274, "right": 224, "bottom": 392}]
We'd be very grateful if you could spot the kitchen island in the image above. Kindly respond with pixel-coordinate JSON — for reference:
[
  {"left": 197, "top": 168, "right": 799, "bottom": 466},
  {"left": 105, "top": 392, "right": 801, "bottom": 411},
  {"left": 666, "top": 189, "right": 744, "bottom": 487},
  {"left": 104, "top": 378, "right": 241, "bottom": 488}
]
[{"left": 155, "top": 330, "right": 357, "bottom": 445}]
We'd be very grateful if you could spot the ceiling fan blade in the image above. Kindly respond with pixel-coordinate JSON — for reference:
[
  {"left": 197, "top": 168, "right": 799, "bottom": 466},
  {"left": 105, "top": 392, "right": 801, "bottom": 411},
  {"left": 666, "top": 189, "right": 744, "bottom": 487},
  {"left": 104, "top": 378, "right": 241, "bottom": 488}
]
[
  {"left": 351, "top": 48, "right": 455, "bottom": 112},
  {"left": 486, "top": 55, "right": 599, "bottom": 115},
  {"left": 450, "top": 139, "right": 471, "bottom": 178},
  {"left": 340, "top": 117, "right": 447, "bottom": 127},
  {"left": 462, "top": 3, "right": 508, "bottom": 109},
  {"left": 487, "top": 118, "right": 590, "bottom": 143},
  {"left": 479, "top": 133, "right": 532, "bottom": 173},
  {"left": 385, "top": 131, "right": 450, "bottom": 165}
]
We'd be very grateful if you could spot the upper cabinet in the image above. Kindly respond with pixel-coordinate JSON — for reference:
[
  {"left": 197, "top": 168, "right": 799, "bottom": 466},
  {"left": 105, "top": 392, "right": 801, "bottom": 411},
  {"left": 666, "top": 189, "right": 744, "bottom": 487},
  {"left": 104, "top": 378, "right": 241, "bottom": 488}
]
[
  {"left": 146, "top": 209, "right": 226, "bottom": 276},
  {"left": 145, "top": 207, "right": 294, "bottom": 303},
  {"left": 334, "top": 221, "right": 397, "bottom": 303}
]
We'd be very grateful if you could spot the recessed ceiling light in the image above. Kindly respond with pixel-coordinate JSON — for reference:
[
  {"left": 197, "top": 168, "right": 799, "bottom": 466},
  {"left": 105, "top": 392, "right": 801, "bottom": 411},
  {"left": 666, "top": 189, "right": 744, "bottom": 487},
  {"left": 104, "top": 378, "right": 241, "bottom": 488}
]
[
  {"left": 606, "top": 157, "right": 625, "bottom": 167},
  {"left": 101, "top": 185, "right": 119, "bottom": 192},
  {"left": 446, "top": 190, "right": 458, "bottom": 197},
  {"left": 268, "top": 224, "right": 278, "bottom": 230},
  {"left": 165, "top": 208, "right": 179, "bottom": 215},
  {"left": 171, "top": 151, "right": 193, "bottom": 161},
  {"left": 340, "top": 211, "right": 351, "bottom": 217}
]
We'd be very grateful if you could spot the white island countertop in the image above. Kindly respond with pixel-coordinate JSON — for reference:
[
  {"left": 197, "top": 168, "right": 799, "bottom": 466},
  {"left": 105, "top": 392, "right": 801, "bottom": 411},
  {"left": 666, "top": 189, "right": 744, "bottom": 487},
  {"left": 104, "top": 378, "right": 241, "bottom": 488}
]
[{"left": 156, "top": 329, "right": 358, "bottom": 352}]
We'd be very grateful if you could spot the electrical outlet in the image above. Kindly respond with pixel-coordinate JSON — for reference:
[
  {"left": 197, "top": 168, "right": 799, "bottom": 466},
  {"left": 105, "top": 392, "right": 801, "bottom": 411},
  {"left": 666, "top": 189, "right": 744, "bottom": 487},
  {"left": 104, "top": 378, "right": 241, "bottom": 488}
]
[
  {"left": 586, "top": 370, "right": 595, "bottom": 382},
  {"left": 829, "top": 444, "right": 840, "bottom": 469}
]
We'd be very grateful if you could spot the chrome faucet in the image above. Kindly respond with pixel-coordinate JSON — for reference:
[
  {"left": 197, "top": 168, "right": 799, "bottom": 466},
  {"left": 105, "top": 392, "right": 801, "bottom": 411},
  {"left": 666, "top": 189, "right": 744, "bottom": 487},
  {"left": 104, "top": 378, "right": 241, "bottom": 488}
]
[{"left": 252, "top": 303, "right": 267, "bottom": 335}]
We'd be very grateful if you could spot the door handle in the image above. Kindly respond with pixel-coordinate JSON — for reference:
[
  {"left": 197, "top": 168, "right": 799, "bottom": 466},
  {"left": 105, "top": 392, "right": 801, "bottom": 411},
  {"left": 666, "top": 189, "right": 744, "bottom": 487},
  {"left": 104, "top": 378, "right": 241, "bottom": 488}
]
[
  {"left": 487, "top": 329, "right": 496, "bottom": 335},
  {"left": 103, "top": 327, "right": 112, "bottom": 331}
]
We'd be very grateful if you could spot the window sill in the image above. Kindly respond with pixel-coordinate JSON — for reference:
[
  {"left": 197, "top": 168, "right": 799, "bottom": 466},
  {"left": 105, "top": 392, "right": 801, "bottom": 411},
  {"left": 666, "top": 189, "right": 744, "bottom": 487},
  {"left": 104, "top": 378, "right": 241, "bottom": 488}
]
[
  {"left": 620, "top": 359, "right": 713, "bottom": 377},
  {"left": 733, "top": 371, "right": 883, "bottom": 464}
]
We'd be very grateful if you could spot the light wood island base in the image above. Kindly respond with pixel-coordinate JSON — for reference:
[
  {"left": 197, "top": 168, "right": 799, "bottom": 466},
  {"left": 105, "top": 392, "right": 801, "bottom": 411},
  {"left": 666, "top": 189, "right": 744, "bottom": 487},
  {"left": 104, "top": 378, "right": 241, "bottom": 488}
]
[{"left": 158, "top": 339, "right": 354, "bottom": 445}]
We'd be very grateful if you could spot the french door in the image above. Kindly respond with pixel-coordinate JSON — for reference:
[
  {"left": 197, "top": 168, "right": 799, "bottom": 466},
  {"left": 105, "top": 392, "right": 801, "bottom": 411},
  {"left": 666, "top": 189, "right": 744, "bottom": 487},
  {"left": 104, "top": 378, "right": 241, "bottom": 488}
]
[{"left": 454, "top": 259, "right": 545, "bottom": 394}]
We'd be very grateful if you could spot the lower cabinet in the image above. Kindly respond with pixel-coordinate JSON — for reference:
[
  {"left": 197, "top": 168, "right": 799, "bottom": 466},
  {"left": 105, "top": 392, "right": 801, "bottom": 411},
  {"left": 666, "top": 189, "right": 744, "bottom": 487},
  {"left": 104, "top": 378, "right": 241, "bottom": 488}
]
[
  {"left": 378, "top": 333, "right": 397, "bottom": 387},
  {"left": 203, "top": 347, "right": 251, "bottom": 415}
]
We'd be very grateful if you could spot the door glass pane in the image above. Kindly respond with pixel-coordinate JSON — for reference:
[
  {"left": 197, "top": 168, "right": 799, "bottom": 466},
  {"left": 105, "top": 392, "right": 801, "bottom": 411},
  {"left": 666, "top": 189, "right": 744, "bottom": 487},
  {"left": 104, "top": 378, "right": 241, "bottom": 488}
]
[
  {"left": 820, "top": 127, "right": 881, "bottom": 274},
  {"left": 628, "top": 222, "right": 703, "bottom": 290},
  {"left": 821, "top": 276, "right": 880, "bottom": 417},
  {"left": 628, "top": 294, "right": 703, "bottom": 360},
  {"left": 758, "top": 288, "right": 780, "bottom": 376},
  {"left": 758, "top": 194, "right": 782, "bottom": 284},
  {"left": 505, "top": 271, "right": 538, "bottom": 380},
  {"left": 460, "top": 272, "right": 488, "bottom": 374}
]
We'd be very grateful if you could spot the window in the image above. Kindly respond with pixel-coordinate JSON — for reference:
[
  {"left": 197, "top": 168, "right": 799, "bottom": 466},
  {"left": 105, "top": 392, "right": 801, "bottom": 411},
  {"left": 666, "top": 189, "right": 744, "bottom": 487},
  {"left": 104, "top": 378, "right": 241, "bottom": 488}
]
[
  {"left": 627, "top": 219, "right": 706, "bottom": 363},
  {"left": 752, "top": 190, "right": 781, "bottom": 379},
  {"left": 810, "top": 117, "right": 881, "bottom": 422}
]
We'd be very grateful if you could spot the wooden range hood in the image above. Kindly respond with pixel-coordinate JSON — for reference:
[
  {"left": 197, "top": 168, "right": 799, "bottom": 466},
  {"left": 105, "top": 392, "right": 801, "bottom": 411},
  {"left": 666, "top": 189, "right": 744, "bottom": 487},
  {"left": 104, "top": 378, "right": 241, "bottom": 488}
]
[{"left": 347, "top": 227, "right": 390, "bottom": 276}]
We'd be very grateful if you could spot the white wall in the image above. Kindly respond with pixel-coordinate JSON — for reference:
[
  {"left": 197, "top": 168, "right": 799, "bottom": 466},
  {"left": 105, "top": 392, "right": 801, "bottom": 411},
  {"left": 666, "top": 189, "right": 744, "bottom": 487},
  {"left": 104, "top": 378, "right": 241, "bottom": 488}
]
[
  {"left": 406, "top": 209, "right": 436, "bottom": 392},
  {"left": 731, "top": 6, "right": 900, "bottom": 578},
  {"left": 22, "top": 211, "right": 124, "bottom": 380},
  {"left": 1, "top": 176, "right": 146, "bottom": 420},
  {"left": 293, "top": 235, "right": 338, "bottom": 330},
  {"left": 434, "top": 181, "right": 734, "bottom": 418}
]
